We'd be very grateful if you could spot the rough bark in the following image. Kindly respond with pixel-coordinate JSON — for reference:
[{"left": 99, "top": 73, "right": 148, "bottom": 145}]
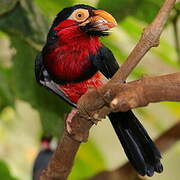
[{"left": 40, "top": 0, "right": 177, "bottom": 179}]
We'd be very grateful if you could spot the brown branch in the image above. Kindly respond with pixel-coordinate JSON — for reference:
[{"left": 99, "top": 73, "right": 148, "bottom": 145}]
[
  {"left": 107, "top": 72, "right": 180, "bottom": 113},
  {"left": 77, "top": 0, "right": 177, "bottom": 121},
  {"left": 86, "top": 122, "right": 180, "bottom": 180},
  {"left": 40, "top": 114, "right": 93, "bottom": 180},
  {"left": 110, "top": 0, "right": 176, "bottom": 83},
  {"left": 40, "top": 0, "right": 177, "bottom": 179},
  {"left": 172, "top": 8, "right": 180, "bottom": 62},
  {"left": 40, "top": 131, "right": 80, "bottom": 180},
  {"left": 45, "top": 71, "right": 180, "bottom": 180},
  {"left": 77, "top": 72, "right": 180, "bottom": 122}
]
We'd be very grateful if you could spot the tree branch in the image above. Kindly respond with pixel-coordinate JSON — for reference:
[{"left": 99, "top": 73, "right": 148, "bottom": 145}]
[
  {"left": 77, "top": 0, "right": 177, "bottom": 121},
  {"left": 40, "top": 131, "right": 80, "bottom": 180},
  {"left": 172, "top": 7, "right": 180, "bottom": 62},
  {"left": 40, "top": 0, "right": 177, "bottom": 179},
  {"left": 107, "top": 72, "right": 180, "bottom": 113},
  {"left": 110, "top": 0, "right": 176, "bottom": 83},
  {"left": 40, "top": 114, "right": 93, "bottom": 180}
]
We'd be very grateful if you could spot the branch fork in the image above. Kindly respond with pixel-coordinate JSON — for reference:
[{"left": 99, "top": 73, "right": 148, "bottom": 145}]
[{"left": 40, "top": 0, "right": 178, "bottom": 179}]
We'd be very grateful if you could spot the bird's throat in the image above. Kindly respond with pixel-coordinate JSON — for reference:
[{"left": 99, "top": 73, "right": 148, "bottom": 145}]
[{"left": 43, "top": 27, "right": 102, "bottom": 83}]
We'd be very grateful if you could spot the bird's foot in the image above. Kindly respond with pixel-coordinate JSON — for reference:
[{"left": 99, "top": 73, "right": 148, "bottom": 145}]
[{"left": 66, "top": 109, "right": 79, "bottom": 134}]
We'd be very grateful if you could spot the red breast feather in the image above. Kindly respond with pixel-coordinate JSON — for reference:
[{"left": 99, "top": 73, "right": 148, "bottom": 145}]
[
  {"left": 43, "top": 20, "right": 103, "bottom": 103},
  {"left": 60, "top": 73, "right": 103, "bottom": 103}
]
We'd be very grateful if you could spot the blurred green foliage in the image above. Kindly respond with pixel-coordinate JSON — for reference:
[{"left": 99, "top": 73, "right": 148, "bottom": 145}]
[
  {"left": 0, "top": 0, "right": 179, "bottom": 180},
  {"left": 98, "top": 0, "right": 164, "bottom": 22},
  {"left": 0, "top": 1, "right": 70, "bottom": 137},
  {"left": 0, "top": 66, "right": 14, "bottom": 108},
  {"left": 69, "top": 142, "right": 106, "bottom": 180},
  {"left": 0, "top": 161, "right": 19, "bottom": 180}
]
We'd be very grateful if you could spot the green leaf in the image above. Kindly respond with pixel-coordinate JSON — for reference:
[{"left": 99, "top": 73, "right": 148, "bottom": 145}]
[
  {"left": 0, "top": 1, "right": 48, "bottom": 45},
  {"left": 0, "top": 160, "right": 19, "bottom": 180}
]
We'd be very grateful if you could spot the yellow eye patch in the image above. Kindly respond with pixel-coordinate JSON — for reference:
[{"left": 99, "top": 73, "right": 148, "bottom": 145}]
[{"left": 69, "top": 9, "right": 89, "bottom": 22}]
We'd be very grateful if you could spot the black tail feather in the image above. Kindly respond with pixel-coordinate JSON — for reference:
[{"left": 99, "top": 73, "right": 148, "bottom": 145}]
[{"left": 108, "top": 110, "right": 163, "bottom": 177}]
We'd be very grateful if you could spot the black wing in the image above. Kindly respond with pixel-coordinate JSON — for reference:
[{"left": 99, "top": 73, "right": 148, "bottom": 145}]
[
  {"left": 35, "top": 53, "right": 77, "bottom": 108},
  {"left": 90, "top": 45, "right": 119, "bottom": 79}
]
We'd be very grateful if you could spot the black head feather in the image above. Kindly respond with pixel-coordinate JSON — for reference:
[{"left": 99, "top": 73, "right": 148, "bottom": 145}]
[
  {"left": 46, "top": 4, "right": 97, "bottom": 44},
  {"left": 46, "top": 4, "right": 110, "bottom": 45},
  {"left": 51, "top": 4, "right": 96, "bottom": 29}
]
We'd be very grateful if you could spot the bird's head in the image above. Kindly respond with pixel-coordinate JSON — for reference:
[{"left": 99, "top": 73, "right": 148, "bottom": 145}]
[{"left": 47, "top": 4, "right": 117, "bottom": 43}]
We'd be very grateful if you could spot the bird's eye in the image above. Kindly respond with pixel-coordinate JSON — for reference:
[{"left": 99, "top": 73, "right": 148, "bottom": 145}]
[
  {"left": 69, "top": 9, "right": 89, "bottom": 22},
  {"left": 77, "top": 13, "right": 82, "bottom": 17}
]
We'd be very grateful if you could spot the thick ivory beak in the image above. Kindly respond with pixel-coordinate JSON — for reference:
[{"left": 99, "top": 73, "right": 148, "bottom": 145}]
[{"left": 90, "top": 9, "right": 117, "bottom": 31}]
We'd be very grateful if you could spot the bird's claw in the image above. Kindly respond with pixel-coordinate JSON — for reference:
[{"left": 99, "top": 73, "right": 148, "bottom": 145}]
[{"left": 66, "top": 109, "right": 79, "bottom": 134}]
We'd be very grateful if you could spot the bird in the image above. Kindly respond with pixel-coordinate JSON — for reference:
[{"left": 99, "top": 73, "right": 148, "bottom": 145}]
[
  {"left": 35, "top": 4, "right": 163, "bottom": 176},
  {"left": 32, "top": 136, "right": 54, "bottom": 180}
]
